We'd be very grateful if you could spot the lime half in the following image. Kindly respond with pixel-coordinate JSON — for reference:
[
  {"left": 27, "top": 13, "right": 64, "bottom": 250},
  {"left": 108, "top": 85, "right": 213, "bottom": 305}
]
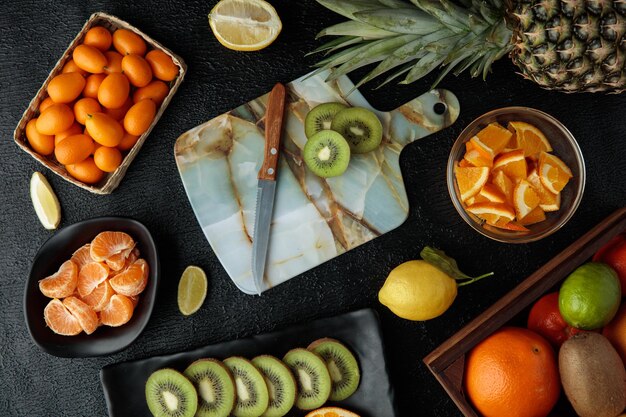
[
  {"left": 178, "top": 266, "right": 208, "bottom": 316},
  {"left": 30, "top": 172, "right": 61, "bottom": 230}
]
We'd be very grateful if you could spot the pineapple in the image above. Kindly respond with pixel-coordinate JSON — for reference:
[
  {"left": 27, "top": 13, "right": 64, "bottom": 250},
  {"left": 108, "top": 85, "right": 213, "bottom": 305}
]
[{"left": 312, "top": 0, "right": 625, "bottom": 93}]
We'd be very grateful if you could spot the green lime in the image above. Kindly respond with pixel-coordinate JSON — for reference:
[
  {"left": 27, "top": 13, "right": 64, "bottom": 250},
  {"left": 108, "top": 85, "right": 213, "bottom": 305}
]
[
  {"left": 177, "top": 266, "right": 208, "bottom": 316},
  {"left": 559, "top": 262, "right": 621, "bottom": 330}
]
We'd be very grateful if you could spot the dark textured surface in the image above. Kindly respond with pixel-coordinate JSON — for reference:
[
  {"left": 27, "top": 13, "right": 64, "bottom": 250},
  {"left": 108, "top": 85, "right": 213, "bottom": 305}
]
[{"left": 0, "top": 1, "right": 625, "bottom": 416}]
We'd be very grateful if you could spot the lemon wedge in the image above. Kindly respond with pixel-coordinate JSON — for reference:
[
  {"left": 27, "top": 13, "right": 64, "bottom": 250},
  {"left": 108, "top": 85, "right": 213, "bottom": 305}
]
[
  {"left": 30, "top": 172, "right": 61, "bottom": 230},
  {"left": 209, "top": 0, "right": 282, "bottom": 51},
  {"left": 178, "top": 266, "right": 208, "bottom": 316}
]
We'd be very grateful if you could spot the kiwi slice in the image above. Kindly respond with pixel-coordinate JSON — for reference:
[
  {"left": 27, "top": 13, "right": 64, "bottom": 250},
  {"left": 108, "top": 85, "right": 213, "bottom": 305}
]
[
  {"left": 223, "top": 356, "right": 270, "bottom": 417},
  {"left": 251, "top": 355, "right": 297, "bottom": 417},
  {"left": 308, "top": 338, "right": 361, "bottom": 401},
  {"left": 283, "top": 348, "right": 331, "bottom": 410},
  {"left": 303, "top": 130, "right": 351, "bottom": 178},
  {"left": 145, "top": 368, "right": 198, "bottom": 417},
  {"left": 183, "top": 359, "right": 236, "bottom": 417},
  {"left": 330, "top": 107, "right": 383, "bottom": 154},
  {"left": 305, "top": 103, "right": 348, "bottom": 139}
]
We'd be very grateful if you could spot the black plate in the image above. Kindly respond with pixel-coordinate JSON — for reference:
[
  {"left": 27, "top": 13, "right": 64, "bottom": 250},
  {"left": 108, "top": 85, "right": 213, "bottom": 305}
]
[
  {"left": 24, "top": 217, "right": 159, "bottom": 358},
  {"left": 101, "top": 308, "right": 397, "bottom": 417}
]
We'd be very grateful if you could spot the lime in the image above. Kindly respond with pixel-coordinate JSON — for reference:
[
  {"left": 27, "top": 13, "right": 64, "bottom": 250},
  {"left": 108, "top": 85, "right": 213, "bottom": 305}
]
[
  {"left": 559, "top": 262, "right": 621, "bottom": 330},
  {"left": 30, "top": 172, "right": 61, "bottom": 230},
  {"left": 177, "top": 266, "right": 208, "bottom": 316},
  {"left": 378, "top": 260, "right": 457, "bottom": 321}
]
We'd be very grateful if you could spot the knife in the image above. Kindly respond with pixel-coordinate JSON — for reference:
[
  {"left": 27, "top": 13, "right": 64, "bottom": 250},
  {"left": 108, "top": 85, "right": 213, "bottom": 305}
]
[{"left": 251, "top": 83, "right": 286, "bottom": 295}]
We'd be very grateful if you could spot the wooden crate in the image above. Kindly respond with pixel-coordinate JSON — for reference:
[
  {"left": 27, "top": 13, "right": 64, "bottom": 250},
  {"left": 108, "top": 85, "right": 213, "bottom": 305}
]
[
  {"left": 13, "top": 12, "right": 186, "bottom": 194},
  {"left": 424, "top": 207, "right": 626, "bottom": 416}
]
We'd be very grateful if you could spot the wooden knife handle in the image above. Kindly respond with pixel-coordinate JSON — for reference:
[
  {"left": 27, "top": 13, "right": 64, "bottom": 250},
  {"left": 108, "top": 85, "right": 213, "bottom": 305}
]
[{"left": 258, "top": 83, "right": 286, "bottom": 181}]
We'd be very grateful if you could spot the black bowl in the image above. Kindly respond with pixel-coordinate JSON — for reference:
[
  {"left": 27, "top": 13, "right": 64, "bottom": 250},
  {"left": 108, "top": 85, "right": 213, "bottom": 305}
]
[{"left": 24, "top": 217, "right": 159, "bottom": 357}]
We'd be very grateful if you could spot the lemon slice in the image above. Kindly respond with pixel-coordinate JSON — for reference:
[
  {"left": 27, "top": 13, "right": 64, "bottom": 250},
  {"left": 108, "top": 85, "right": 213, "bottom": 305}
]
[
  {"left": 208, "top": 0, "right": 282, "bottom": 51},
  {"left": 30, "top": 172, "right": 61, "bottom": 230},
  {"left": 178, "top": 266, "right": 208, "bottom": 316}
]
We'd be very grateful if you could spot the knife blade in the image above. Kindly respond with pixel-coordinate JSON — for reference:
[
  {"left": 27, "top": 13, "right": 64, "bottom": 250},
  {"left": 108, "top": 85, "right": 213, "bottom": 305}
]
[{"left": 251, "top": 83, "right": 286, "bottom": 295}]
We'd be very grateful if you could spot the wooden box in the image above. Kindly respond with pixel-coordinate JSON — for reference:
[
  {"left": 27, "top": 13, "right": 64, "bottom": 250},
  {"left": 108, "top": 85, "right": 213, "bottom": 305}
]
[
  {"left": 13, "top": 12, "right": 186, "bottom": 194},
  {"left": 424, "top": 207, "right": 626, "bottom": 416}
]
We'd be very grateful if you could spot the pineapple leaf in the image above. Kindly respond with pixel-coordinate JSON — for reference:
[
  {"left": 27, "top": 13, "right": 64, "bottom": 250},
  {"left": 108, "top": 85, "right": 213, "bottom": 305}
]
[
  {"left": 408, "top": 0, "right": 467, "bottom": 33},
  {"left": 376, "top": 62, "right": 415, "bottom": 88},
  {"left": 352, "top": 8, "right": 444, "bottom": 35},
  {"left": 377, "top": 0, "right": 412, "bottom": 7},
  {"left": 307, "top": 36, "right": 358, "bottom": 55},
  {"left": 401, "top": 51, "right": 447, "bottom": 83},
  {"left": 314, "top": 43, "right": 366, "bottom": 68},
  {"left": 317, "top": 20, "right": 397, "bottom": 39},
  {"left": 315, "top": 0, "right": 389, "bottom": 20}
]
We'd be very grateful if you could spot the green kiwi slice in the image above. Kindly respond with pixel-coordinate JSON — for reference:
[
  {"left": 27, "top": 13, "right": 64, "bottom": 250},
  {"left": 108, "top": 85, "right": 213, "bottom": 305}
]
[
  {"left": 145, "top": 368, "right": 198, "bottom": 417},
  {"left": 183, "top": 359, "right": 236, "bottom": 417},
  {"left": 251, "top": 355, "right": 297, "bottom": 417},
  {"left": 305, "top": 102, "right": 348, "bottom": 139},
  {"left": 308, "top": 338, "right": 361, "bottom": 401},
  {"left": 303, "top": 130, "right": 351, "bottom": 178},
  {"left": 223, "top": 356, "right": 269, "bottom": 417},
  {"left": 330, "top": 107, "right": 383, "bottom": 154},
  {"left": 283, "top": 348, "right": 331, "bottom": 410}
]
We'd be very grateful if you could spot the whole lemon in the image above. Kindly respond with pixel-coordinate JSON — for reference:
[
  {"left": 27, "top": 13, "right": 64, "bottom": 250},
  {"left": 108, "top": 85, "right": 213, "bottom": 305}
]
[{"left": 378, "top": 260, "right": 457, "bottom": 321}]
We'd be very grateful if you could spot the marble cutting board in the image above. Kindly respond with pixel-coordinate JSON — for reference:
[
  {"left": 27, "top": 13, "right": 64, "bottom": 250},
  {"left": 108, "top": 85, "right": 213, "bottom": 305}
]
[{"left": 175, "top": 71, "right": 459, "bottom": 294}]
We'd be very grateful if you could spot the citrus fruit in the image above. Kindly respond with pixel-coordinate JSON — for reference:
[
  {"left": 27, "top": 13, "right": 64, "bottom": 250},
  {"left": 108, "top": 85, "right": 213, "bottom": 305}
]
[
  {"left": 466, "top": 202, "right": 516, "bottom": 227},
  {"left": 508, "top": 121, "right": 552, "bottom": 159},
  {"left": 464, "top": 327, "right": 560, "bottom": 417},
  {"left": 178, "top": 266, "right": 208, "bottom": 316},
  {"left": 593, "top": 233, "right": 626, "bottom": 295},
  {"left": 478, "top": 184, "right": 506, "bottom": 203},
  {"left": 44, "top": 298, "right": 83, "bottom": 336},
  {"left": 112, "top": 29, "right": 147, "bottom": 56},
  {"left": 83, "top": 73, "right": 106, "bottom": 98},
  {"left": 90, "top": 231, "right": 135, "bottom": 262},
  {"left": 121, "top": 54, "right": 153, "bottom": 87},
  {"left": 493, "top": 149, "right": 527, "bottom": 181},
  {"left": 518, "top": 206, "right": 546, "bottom": 226},
  {"left": 491, "top": 170, "right": 514, "bottom": 205},
  {"left": 472, "top": 122, "right": 512, "bottom": 155},
  {"left": 30, "top": 172, "right": 61, "bottom": 230},
  {"left": 455, "top": 166, "right": 490, "bottom": 202},
  {"left": 538, "top": 151, "right": 572, "bottom": 194},
  {"left": 559, "top": 262, "right": 621, "bottom": 330},
  {"left": 124, "top": 99, "right": 156, "bottom": 136},
  {"left": 55, "top": 122, "right": 83, "bottom": 145},
  {"left": 73, "top": 98, "right": 102, "bottom": 125},
  {"left": 93, "top": 146, "right": 123, "bottom": 173},
  {"left": 106, "top": 246, "right": 134, "bottom": 271},
  {"left": 54, "top": 133, "right": 94, "bottom": 165},
  {"left": 65, "top": 157, "right": 105, "bottom": 184},
  {"left": 63, "top": 296, "right": 98, "bottom": 335},
  {"left": 513, "top": 179, "right": 540, "bottom": 219},
  {"left": 378, "top": 260, "right": 457, "bottom": 321},
  {"left": 103, "top": 50, "right": 123, "bottom": 74},
  {"left": 36, "top": 103, "right": 75, "bottom": 135},
  {"left": 145, "top": 50, "right": 178, "bottom": 81},
  {"left": 77, "top": 261, "right": 110, "bottom": 297},
  {"left": 463, "top": 146, "right": 492, "bottom": 168},
  {"left": 526, "top": 169, "right": 560, "bottom": 212},
  {"left": 117, "top": 132, "right": 140, "bottom": 151},
  {"left": 80, "top": 279, "right": 114, "bottom": 312},
  {"left": 39, "top": 260, "right": 78, "bottom": 299},
  {"left": 209, "top": 0, "right": 282, "bottom": 51},
  {"left": 83, "top": 26, "right": 112, "bottom": 51},
  {"left": 71, "top": 244, "right": 93, "bottom": 270},
  {"left": 97, "top": 73, "right": 131, "bottom": 110},
  {"left": 305, "top": 407, "right": 361, "bottom": 417},
  {"left": 527, "top": 292, "right": 584, "bottom": 348},
  {"left": 73, "top": 44, "right": 107, "bottom": 73},
  {"left": 602, "top": 303, "right": 626, "bottom": 364},
  {"left": 110, "top": 259, "right": 149, "bottom": 297},
  {"left": 47, "top": 72, "right": 86, "bottom": 103},
  {"left": 133, "top": 80, "right": 169, "bottom": 104},
  {"left": 62, "top": 59, "right": 87, "bottom": 76},
  {"left": 100, "top": 294, "right": 134, "bottom": 327}
]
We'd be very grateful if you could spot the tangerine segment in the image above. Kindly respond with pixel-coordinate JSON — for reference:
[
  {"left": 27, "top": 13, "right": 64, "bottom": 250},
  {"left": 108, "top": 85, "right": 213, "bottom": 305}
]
[
  {"left": 100, "top": 294, "right": 134, "bottom": 327},
  {"left": 493, "top": 149, "right": 527, "bottom": 181},
  {"left": 44, "top": 299, "right": 82, "bottom": 336},
  {"left": 80, "top": 279, "right": 115, "bottom": 312},
  {"left": 455, "top": 166, "right": 490, "bottom": 202},
  {"left": 105, "top": 246, "right": 134, "bottom": 271},
  {"left": 519, "top": 206, "right": 546, "bottom": 226},
  {"left": 63, "top": 296, "right": 98, "bottom": 335},
  {"left": 513, "top": 180, "right": 540, "bottom": 220},
  {"left": 491, "top": 170, "right": 514, "bottom": 205},
  {"left": 71, "top": 244, "right": 93, "bottom": 270},
  {"left": 110, "top": 259, "right": 149, "bottom": 296},
  {"left": 527, "top": 169, "right": 560, "bottom": 212},
  {"left": 474, "top": 122, "right": 512, "bottom": 155},
  {"left": 39, "top": 260, "right": 78, "bottom": 299},
  {"left": 538, "top": 152, "right": 572, "bottom": 194},
  {"left": 508, "top": 121, "right": 552, "bottom": 159},
  {"left": 90, "top": 231, "right": 135, "bottom": 262},
  {"left": 77, "top": 262, "right": 110, "bottom": 298}
]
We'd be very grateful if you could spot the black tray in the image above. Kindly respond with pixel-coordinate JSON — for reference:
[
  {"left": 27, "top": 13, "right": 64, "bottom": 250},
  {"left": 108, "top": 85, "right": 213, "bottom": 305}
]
[{"left": 101, "top": 308, "right": 397, "bottom": 417}]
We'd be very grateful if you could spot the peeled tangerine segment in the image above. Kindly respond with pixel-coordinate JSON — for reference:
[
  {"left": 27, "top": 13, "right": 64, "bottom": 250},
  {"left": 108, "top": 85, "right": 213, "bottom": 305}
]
[
  {"left": 77, "top": 261, "right": 110, "bottom": 298},
  {"left": 514, "top": 180, "right": 540, "bottom": 220},
  {"left": 63, "top": 296, "right": 98, "bottom": 335},
  {"left": 538, "top": 152, "right": 572, "bottom": 194},
  {"left": 90, "top": 231, "right": 135, "bottom": 262},
  {"left": 109, "top": 259, "right": 149, "bottom": 297},
  {"left": 455, "top": 166, "right": 490, "bottom": 202},
  {"left": 80, "top": 279, "right": 115, "bottom": 312},
  {"left": 39, "top": 260, "right": 78, "bottom": 299},
  {"left": 44, "top": 298, "right": 82, "bottom": 336},
  {"left": 100, "top": 294, "right": 134, "bottom": 327},
  {"left": 71, "top": 244, "right": 93, "bottom": 270}
]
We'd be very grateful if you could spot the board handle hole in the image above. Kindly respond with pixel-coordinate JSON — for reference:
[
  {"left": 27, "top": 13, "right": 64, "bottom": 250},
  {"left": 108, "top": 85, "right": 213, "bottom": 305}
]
[{"left": 433, "top": 102, "right": 447, "bottom": 115}]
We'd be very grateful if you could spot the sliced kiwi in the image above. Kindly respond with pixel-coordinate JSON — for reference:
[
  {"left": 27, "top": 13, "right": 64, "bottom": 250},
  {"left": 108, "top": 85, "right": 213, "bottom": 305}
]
[
  {"left": 303, "top": 130, "right": 351, "bottom": 178},
  {"left": 251, "top": 355, "right": 297, "bottom": 417},
  {"left": 145, "top": 368, "right": 198, "bottom": 417},
  {"left": 305, "top": 102, "right": 348, "bottom": 139},
  {"left": 283, "top": 348, "right": 331, "bottom": 410},
  {"left": 308, "top": 338, "right": 361, "bottom": 401},
  {"left": 223, "top": 356, "right": 269, "bottom": 417},
  {"left": 183, "top": 359, "right": 236, "bottom": 417},
  {"left": 330, "top": 107, "right": 383, "bottom": 154}
]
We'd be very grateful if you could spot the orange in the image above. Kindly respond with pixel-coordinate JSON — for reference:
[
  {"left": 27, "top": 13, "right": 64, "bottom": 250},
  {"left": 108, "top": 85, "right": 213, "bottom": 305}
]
[
  {"left": 519, "top": 206, "right": 546, "bottom": 226},
  {"left": 124, "top": 99, "right": 156, "bottom": 136},
  {"left": 538, "top": 152, "right": 572, "bottom": 194},
  {"left": 103, "top": 50, "right": 123, "bottom": 74},
  {"left": 463, "top": 147, "right": 492, "bottom": 168},
  {"left": 77, "top": 261, "right": 110, "bottom": 297},
  {"left": 80, "top": 280, "right": 115, "bottom": 312},
  {"left": 63, "top": 296, "right": 98, "bottom": 335},
  {"left": 117, "top": 131, "right": 140, "bottom": 151},
  {"left": 25, "top": 118, "right": 55, "bottom": 155},
  {"left": 493, "top": 149, "right": 527, "bottom": 181},
  {"left": 55, "top": 122, "right": 83, "bottom": 145},
  {"left": 508, "top": 121, "right": 552, "bottom": 159},
  {"left": 121, "top": 54, "right": 153, "bottom": 87},
  {"left": 527, "top": 292, "right": 584, "bottom": 348},
  {"left": 455, "top": 166, "right": 490, "bottom": 202},
  {"left": 39, "top": 260, "right": 78, "bottom": 299},
  {"left": 90, "top": 231, "right": 135, "bottom": 263},
  {"left": 82, "top": 73, "right": 106, "bottom": 99},
  {"left": 513, "top": 180, "right": 540, "bottom": 220},
  {"left": 473, "top": 122, "right": 512, "bottom": 155},
  {"left": 39, "top": 96, "right": 55, "bottom": 113},
  {"left": 44, "top": 298, "right": 82, "bottom": 336},
  {"left": 110, "top": 259, "right": 149, "bottom": 296},
  {"left": 47, "top": 72, "right": 86, "bottom": 103},
  {"left": 61, "top": 59, "right": 88, "bottom": 76},
  {"left": 85, "top": 112, "right": 124, "bottom": 147},
  {"left": 94, "top": 146, "right": 123, "bottom": 173},
  {"left": 466, "top": 202, "right": 516, "bottom": 227},
  {"left": 603, "top": 303, "right": 626, "bottom": 364},
  {"left": 129, "top": 295, "right": 140, "bottom": 308},
  {"left": 304, "top": 407, "right": 361, "bottom": 417},
  {"left": 145, "top": 50, "right": 178, "bottom": 81},
  {"left": 457, "top": 158, "right": 473, "bottom": 168},
  {"left": 73, "top": 44, "right": 107, "bottom": 73},
  {"left": 83, "top": 26, "right": 112, "bottom": 51},
  {"left": 73, "top": 97, "right": 102, "bottom": 125},
  {"left": 527, "top": 169, "right": 560, "bottom": 212},
  {"left": 103, "top": 96, "right": 133, "bottom": 121},
  {"left": 97, "top": 73, "right": 130, "bottom": 109},
  {"left": 36, "top": 103, "right": 75, "bottom": 135},
  {"left": 464, "top": 327, "right": 560, "bottom": 417},
  {"left": 133, "top": 80, "right": 169, "bottom": 104},
  {"left": 66, "top": 157, "right": 105, "bottom": 184},
  {"left": 478, "top": 184, "right": 506, "bottom": 203},
  {"left": 54, "top": 134, "right": 94, "bottom": 165},
  {"left": 491, "top": 170, "right": 514, "bottom": 205},
  {"left": 100, "top": 294, "right": 135, "bottom": 327},
  {"left": 112, "top": 29, "right": 147, "bottom": 56},
  {"left": 71, "top": 244, "right": 93, "bottom": 270}
]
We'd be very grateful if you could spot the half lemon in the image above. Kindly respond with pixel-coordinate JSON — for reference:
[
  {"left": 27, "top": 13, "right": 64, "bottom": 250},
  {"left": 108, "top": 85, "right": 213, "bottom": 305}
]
[
  {"left": 30, "top": 172, "right": 61, "bottom": 230},
  {"left": 209, "top": 0, "right": 282, "bottom": 51}
]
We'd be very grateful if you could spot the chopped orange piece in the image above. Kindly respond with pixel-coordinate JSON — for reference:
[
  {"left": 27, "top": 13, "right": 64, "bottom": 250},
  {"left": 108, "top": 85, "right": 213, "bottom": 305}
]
[
  {"left": 508, "top": 121, "right": 552, "bottom": 159},
  {"left": 514, "top": 180, "right": 540, "bottom": 220},
  {"left": 491, "top": 170, "right": 515, "bottom": 205},
  {"left": 495, "top": 221, "right": 530, "bottom": 232},
  {"left": 473, "top": 122, "right": 512, "bottom": 155},
  {"left": 464, "top": 148, "right": 492, "bottom": 168},
  {"left": 538, "top": 152, "right": 572, "bottom": 194},
  {"left": 493, "top": 149, "right": 527, "bottom": 181},
  {"left": 467, "top": 202, "right": 516, "bottom": 225},
  {"left": 519, "top": 206, "right": 547, "bottom": 226},
  {"left": 479, "top": 184, "right": 507, "bottom": 203},
  {"left": 527, "top": 169, "right": 560, "bottom": 212},
  {"left": 458, "top": 158, "right": 473, "bottom": 168},
  {"left": 455, "top": 166, "right": 490, "bottom": 201},
  {"left": 467, "top": 138, "right": 495, "bottom": 160}
]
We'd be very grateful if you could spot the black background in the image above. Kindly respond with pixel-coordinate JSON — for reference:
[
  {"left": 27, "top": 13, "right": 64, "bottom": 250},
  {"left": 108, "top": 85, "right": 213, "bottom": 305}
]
[{"left": 1, "top": 1, "right": 625, "bottom": 416}]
